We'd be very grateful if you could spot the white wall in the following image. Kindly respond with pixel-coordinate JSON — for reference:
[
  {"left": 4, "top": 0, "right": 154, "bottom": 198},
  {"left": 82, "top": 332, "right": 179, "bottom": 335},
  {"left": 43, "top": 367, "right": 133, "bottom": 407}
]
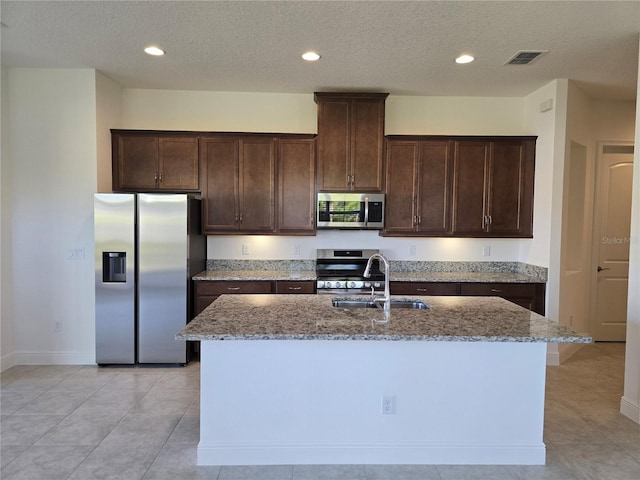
[
  {"left": 558, "top": 83, "right": 596, "bottom": 341},
  {"left": 5, "top": 69, "right": 98, "bottom": 367},
  {"left": 386, "top": 96, "right": 525, "bottom": 135},
  {"left": 621, "top": 40, "right": 640, "bottom": 424},
  {"left": 121, "top": 89, "right": 532, "bottom": 262},
  {"left": 122, "top": 89, "right": 317, "bottom": 133},
  {"left": 522, "top": 80, "right": 562, "bottom": 269},
  {"left": 96, "top": 72, "right": 123, "bottom": 193},
  {"left": 1, "top": 64, "right": 16, "bottom": 369}
]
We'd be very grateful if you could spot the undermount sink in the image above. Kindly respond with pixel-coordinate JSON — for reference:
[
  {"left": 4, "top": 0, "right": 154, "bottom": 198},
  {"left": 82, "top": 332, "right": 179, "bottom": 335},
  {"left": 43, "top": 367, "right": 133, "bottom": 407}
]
[{"left": 332, "top": 298, "right": 430, "bottom": 310}]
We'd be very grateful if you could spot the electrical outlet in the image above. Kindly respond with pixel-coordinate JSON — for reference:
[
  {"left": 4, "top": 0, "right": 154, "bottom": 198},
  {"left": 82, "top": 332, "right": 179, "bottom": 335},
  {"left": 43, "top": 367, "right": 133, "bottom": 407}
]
[
  {"left": 409, "top": 245, "right": 416, "bottom": 256},
  {"left": 483, "top": 245, "right": 491, "bottom": 257},
  {"left": 294, "top": 244, "right": 301, "bottom": 256},
  {"left": 242, "top": 244, "right": 250, "bottom": 255},
  {"left": 67, "top": 247, "right": 85, "bottom": 260},
  {"left": 381, "top": 395, "right": 395, "bottom": 415},
  {"left": 53, "top": 320, "right": 62, "bottom": 332}
]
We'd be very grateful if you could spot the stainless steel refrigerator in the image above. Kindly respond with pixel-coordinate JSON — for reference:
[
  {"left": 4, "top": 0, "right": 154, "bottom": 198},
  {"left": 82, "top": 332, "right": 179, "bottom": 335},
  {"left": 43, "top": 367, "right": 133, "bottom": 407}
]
[{"left": 94, "top": 193, "right": 205, "bottom": 365}]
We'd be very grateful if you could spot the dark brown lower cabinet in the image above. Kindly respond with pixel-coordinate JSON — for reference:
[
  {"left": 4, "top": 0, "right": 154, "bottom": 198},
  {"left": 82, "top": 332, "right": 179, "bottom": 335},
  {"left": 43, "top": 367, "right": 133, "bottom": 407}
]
[
  {"left": 391, "top": 281, "right": 545, "bottom": 315},
  {"left": 459, "top": 283, "right": 545, "bottom": 315},
  {"left": 194, "top": 280, "right": 545, "bottom": 317},
  {"left": 194, "top": 280, "right": 274, "bottom": 315},
  {"left": 194, "top": 280, "right": 316, "bottom": 315},
  {"left": 275, "top": 281, "right": 316, "bottom": 294},
  {"left": 390, "top": 282, "right": 459, "bottom": 296}
]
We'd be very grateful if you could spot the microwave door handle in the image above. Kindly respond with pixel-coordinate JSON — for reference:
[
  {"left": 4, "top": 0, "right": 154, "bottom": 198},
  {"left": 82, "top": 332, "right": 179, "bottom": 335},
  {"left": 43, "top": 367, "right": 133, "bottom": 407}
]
[{"left": 364, "top": 196, "right": 369, "bottom": 227}]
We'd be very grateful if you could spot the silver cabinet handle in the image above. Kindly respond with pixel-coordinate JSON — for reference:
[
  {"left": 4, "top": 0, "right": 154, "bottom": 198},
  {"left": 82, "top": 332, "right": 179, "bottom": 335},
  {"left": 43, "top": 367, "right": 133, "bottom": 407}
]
[
  {"left": 288, "top": 286, "right": 302, "bottom": 291},
  {"left": 491, "top": 288, "right": 503, "bottom": 293},
  {"left": 416, "top": 288, "right": 428, "bottom": 292},
  {"left": 227, "top": 286, "right": 241, "bottom": 291}
]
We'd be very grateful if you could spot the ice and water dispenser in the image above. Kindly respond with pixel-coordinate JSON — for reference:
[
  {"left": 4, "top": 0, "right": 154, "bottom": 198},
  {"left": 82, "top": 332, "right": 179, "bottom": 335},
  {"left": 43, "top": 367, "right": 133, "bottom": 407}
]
[{"left": 102, "top": 252, "right": 126, "bottom": 282}]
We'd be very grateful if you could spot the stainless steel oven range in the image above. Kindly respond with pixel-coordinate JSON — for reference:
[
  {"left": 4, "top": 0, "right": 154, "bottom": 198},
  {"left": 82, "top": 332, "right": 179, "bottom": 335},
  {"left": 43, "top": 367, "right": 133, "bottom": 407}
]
[{"left": 316, "top": 249, "right": 385, "bottom": 295}]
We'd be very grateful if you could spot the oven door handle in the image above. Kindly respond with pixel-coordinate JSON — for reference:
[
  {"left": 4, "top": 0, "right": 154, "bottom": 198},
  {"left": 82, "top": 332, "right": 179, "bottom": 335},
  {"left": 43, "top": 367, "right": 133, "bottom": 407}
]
[{"left": 364, "top": 196, "right": 369, "bottom": 227}]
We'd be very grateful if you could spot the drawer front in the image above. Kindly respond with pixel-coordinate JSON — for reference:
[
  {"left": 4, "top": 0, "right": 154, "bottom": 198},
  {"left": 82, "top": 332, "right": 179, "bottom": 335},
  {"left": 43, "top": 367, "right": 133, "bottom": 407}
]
[
  {"left": 275, "top": 281, "right": 316, "bottom": 294},
  {"left": 391, "top": 282, "right": 460, "bottom": 295},
  {"left": 459, "top": 283, "right": 536, "bottom": 297},
  {"left": 195, "top": 280, "right": 273, "bottom": 296}
]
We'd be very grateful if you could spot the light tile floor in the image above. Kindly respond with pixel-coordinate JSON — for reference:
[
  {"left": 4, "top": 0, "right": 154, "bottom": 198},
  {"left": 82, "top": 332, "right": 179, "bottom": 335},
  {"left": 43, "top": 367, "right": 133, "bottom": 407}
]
[{"left": 1, "top": 342, "right": 639, "bottom": 479}]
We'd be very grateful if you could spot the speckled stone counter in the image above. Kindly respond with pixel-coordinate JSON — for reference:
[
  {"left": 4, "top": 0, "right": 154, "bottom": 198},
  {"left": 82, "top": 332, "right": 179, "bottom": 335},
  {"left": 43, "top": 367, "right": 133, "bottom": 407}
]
[
  {"left": 388, "top": 271, "right": 543, "bottom": 283},
  {"left": 192, "top": 270, "right": 316, "bottom": 281},
  {"left": 177, "top": 294, "right": 589, "bottom": 343},
  {"left": 192, "top": 269, "right": 542, "bottom": 283}
]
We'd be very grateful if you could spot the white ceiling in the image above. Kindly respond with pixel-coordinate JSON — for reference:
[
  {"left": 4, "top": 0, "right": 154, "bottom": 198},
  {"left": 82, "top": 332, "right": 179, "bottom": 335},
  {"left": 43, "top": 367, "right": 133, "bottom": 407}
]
[{"left": 1, "top": 1, "right": 639, "bottom": 100}]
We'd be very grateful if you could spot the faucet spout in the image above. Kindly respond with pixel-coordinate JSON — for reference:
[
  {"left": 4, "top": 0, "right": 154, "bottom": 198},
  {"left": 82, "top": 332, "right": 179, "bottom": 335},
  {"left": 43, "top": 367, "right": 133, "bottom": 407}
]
[{"left": 363, "top": 253, "right": 391, "bottom": 315}]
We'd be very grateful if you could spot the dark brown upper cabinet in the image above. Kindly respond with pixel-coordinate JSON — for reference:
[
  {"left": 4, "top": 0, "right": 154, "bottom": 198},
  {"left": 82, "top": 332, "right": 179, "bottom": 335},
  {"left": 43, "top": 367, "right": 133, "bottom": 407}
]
[
  {"left": 383, "top": 136, "right": 535, "bottom": 238},
  {"left": 451, "top": 137, "right": 535, "bottom": 237},
  {"left": 201, "top": 135, "right": 276, "bottom": 233},
  {"left": 112, "top": 131, "right": 199, "bottom": 192},
  {"left": 200, "top": 134, "right": 316, "bottom": 235},
  {"left": 276, "top": 138, "right": 316, "bottom": 234},
  {"left": 384, "top": 138, "right": 453, "bottom": 235},
  {"left": 315, "top": 92, "right": 388, "bottom": 192}
]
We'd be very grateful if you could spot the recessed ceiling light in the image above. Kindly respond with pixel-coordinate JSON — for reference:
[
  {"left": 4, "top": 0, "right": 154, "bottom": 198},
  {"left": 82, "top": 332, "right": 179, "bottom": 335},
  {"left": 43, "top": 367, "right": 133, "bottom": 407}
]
[
  {"left": 455, "top": 54, "right": 475, "bottom": 64},
  {"left": 144, "top": 46, "right": 165, "bottom": 56},
  {"left": 302, "top": 51, "right": 321, "bottom": 62}
]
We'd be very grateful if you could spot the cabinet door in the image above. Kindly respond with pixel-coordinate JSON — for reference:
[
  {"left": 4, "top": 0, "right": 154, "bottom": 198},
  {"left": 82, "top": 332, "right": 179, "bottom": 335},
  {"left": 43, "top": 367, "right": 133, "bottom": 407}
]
[
  {"left": 201, "top": 137, "right": 239, "bottom": 231},
  {"left": 451, "top": 141, "right": 489, "bottom": 235},
  {"left": 487, "top": 141, "right": 534, "bottom": 237},
  {"left": 316, "top": 99, "right": 350, "bottom": 191},
  {"left": 351, "top": 98, "right": 385, "bottom": 191},
  {"left": 459, "top": 282, "right": 545, "bottom": 315},
  {"left": 239, "top": 139, "right": 275, "bottom": 232},
  {"left": 391, "top": 282, "right": 460, "bottom": 295},
  {"left": 417, "top": 141, "right": 453, "bottom": 234},
  {"left": 384, "top": 141, "right": 418, "bottom": 234},
  {"left": 158, "top": 137, "right": 199, "bottom": 191},
  {"left": 275, "top": 281, "right": 316, "bottom": 294},
  {"left": 277, "top": 139, "right": 316, "bottom": 233},
  {"left": 115, "top": 135, "right": 159, "bottom": 190}
]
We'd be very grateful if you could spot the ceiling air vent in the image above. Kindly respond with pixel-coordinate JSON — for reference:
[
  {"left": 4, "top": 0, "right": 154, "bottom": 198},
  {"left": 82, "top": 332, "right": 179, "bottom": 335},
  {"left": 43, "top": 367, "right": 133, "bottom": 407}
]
[{"left": 505, "top": 50, "right": 548, "bottom": 65}]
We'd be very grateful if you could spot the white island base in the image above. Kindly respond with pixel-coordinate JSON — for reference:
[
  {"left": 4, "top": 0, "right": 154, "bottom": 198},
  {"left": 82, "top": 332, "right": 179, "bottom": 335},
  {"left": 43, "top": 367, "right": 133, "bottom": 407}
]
[{"left": 198, "top": 340, "right": 547, "bottom": 466}]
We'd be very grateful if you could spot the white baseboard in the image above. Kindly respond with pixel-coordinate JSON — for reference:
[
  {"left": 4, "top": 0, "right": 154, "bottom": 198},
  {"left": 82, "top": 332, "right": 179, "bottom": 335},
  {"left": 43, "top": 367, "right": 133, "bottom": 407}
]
[
  {"left": 620, "top": 396, "right": 640, "bottom": 425},
  {"left": 1, "top": 352, "right": 17, "bottom": 372},
  {"left": 12, "top": 351, "right": 95, "bottom": 366},
  {"left": 197, "top": 443, "right": 546, "bottom": 466}
]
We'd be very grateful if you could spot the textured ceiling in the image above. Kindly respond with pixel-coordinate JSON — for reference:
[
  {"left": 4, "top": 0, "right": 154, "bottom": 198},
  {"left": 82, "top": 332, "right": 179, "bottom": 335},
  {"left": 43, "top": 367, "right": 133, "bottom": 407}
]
[{"left": 1, "top": 1, "right": 639, "bottom": 100}]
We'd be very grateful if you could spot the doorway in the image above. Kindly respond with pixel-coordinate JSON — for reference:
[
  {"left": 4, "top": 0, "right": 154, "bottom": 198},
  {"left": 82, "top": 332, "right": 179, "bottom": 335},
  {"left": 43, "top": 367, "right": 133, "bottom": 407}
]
[{"left": 591, "top": 143, "right": 634, "bottom": 341}]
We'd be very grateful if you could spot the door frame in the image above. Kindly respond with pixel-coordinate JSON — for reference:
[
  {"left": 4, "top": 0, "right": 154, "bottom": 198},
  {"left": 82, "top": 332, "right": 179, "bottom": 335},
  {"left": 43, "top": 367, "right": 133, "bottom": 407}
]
[{"left": 588, "top": 141, "right": 635, "bottom": 340}]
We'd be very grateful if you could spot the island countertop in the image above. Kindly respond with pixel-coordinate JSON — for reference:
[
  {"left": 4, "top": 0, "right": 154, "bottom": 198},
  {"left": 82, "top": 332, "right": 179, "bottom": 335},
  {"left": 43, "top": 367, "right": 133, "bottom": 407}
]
[{"left": 177, "top": 294, "right": 590, "bottom": 343}]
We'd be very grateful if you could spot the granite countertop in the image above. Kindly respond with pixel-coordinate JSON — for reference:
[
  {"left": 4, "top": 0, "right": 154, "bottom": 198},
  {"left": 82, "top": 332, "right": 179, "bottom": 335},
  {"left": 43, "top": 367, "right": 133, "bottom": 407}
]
[
  {"left": 192, "top": 270, "right": 543, "bottom": 283},
  {"left": 177, "top": 294, "right": 590, "bottom": 343},
  {"left": 192, "top": 270, "right": 317, "bottom": 281}
]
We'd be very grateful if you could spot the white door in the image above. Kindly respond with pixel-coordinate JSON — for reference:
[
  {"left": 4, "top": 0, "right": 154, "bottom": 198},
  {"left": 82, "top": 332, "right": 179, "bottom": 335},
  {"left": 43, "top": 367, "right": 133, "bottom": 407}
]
[{"left": 593, "top": 145, "right": 634, "bottom": 341}]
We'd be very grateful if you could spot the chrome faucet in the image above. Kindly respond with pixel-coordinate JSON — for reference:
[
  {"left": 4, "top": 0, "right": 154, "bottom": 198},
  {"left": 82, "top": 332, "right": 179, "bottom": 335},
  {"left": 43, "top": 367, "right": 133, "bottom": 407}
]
[{"left": 363, "top": 253, "right": 390, "bottom": 315}]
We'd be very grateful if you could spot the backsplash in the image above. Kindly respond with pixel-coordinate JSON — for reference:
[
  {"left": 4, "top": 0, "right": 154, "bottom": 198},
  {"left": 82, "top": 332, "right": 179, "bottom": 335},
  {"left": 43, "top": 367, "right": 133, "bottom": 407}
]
[{"left": 206, "top": 259, "right": 548, "bottom": 282}]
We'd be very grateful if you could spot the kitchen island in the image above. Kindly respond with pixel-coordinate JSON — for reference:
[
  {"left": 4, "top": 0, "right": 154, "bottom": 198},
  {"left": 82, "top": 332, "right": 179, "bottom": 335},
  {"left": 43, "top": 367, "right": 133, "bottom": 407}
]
[{"left": 177, "top": 294, "right": 589, "bottom": 466}]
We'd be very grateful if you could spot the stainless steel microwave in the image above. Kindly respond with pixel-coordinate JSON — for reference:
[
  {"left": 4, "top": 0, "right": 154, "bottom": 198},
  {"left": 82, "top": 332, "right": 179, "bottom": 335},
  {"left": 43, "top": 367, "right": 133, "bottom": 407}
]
[{"left": 316, "top": 193, "right": 385, "bottom": 229}]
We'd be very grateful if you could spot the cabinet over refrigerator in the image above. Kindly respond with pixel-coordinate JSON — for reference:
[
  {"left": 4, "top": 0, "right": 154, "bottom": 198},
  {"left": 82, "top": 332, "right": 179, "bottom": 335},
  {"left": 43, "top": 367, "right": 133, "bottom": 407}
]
[{"left": 94, "top": 193, "right": 205, "bottom": 365}]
